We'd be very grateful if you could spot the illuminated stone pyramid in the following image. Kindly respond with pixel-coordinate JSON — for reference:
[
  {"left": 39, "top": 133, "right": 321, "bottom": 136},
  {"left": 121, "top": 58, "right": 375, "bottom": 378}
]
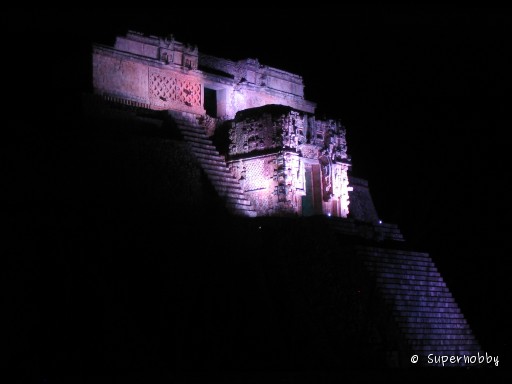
[{"left": 91, "top": 30, "right": 481, "bottom": 367}]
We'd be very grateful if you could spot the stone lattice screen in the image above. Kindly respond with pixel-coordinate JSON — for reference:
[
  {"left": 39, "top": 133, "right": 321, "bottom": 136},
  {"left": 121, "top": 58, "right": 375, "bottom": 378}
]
[{"left": 148, "top": 70, "right": 202, "bottom": 111}]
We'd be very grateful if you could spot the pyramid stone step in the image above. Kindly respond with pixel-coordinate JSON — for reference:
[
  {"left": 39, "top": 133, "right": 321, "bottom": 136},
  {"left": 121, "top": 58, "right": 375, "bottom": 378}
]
[
  {"left": 192, "top": 158, "right": 226, "bottom": 169},
  {"left": 206, "top": 180, "right": 241, "bottom": 193},
  {"left": 179, "top": 125, "right": 207, "bottom": 133},
  {"left": 402, "top": 322, "right": 471, "bottom": 330},
  {"left": 364, "top": 258, "right": 437, "bottom": 269},
  {"left": 394, "top": 305, "right": 461, "bottom": 313},
  {"left": 383, "top": 293, "right": 452, "bottom": 302},
  {"left": 404, "top": 329, "right": 474, "bottom": 336},
  {"left": 182, "top": 135, "right": 214, "bottom": 145},
  {"left": 394, "top": 306, "right": 461, "bottom": 315},
  {"left": 202, "top": 167, "right": 234, "bottom": 177},
  {"left": 404, "top": 330, "right": 476, "bottom": 338},
  {"left": 188, "top": 141, "right": 218, "bottom": 151},
  {"left": 369, "top": 270, "right": 442, "bottom": 281},
  {"left": 409, "top": 341, "right": 480, "bottom": 348},
  {"left": 364, "top": 258, "right": 435, "bottom": 269},
  {"left": 366, "top": 258, "right": 434, "bottom": 268},
  {"left": 193, "top": 152, "right": 226, "bottom": 162},
  {"left": 405, "top": 333, "right": 473, "bottom": 342},
  {"left": 375, "top": 276, "right": 447, "bottom": 287},
  {"left": 208, "top": 185, "right": 244, "bottom": 195},
  {"left": 397, "top": 318, "right": 471, "bottom": 332},
  {"left": 394, "top": 310, "right": 464, "bottom": 319},
  {"left": 180, "top": 124, "right": 208, "bottom": 137},
  {"left": 225, "top": 197, "right": 252, "bottom": 206},
  {"left": 365, "top": 260, "right": 436, "bottom": 271},
  {"left": 396, "top": 320, "right": 469, "bottom": 329},
  {"left": 190, "top": 145, "right": 219, "bottom": 154},
  {"left": 358, "top": 247, "right": 430, "bottom": 256},
  {"left": 401, "top": 319, "right": 468, "bottom": 326},
  {"left": 205, "top": 175, "right": 241, "bottom": 186},
  {"left": 226, "top": 202, "right": 256, "bottom": 211},
  {"left": 395, "top": 317, "right": 466, "bottom": 325},
  {"left": 217, "top": 190, "right": 247, "bottom": 199},
  {"left": 202, "top": 167, "right": 233, "bottom": 176},
  {"left": 212, "top": 181, "right": 243, "bottom": 193},
  {"left": 213, "top": 184, "right": 245, "bottom": 193},
  {"left": 366, "top": 265, "right": 441, "bottom": 278},
  {"left": 181, "top": 130, "right": 208, "bottom": 138},
  {"left": 365, "top": 261, "right": 440, "bottom": 274},
  {"left": 396, "top": 316, "right": 468, "bottom": 323},
  {"left": 411, "top": 344, "right": 481, "bottom": 352},
  {"left": 181, "top": 130, "right": 209, "bottom": 139},
  {"left": 377, "top": 283, "right": 449, "bottom": 294},
  {"left": 199, "top": 159, "right": 229, "bottom": 168},
  {"left": 391, "top": 301, "right": 460, "bottom": 310},
  {"left": 199, "top": 161, "right": 231, "bottom": 171},
  {"left": 358, "top": 247, "right": 430, "bottom": 258},
  {"left": 189, "top": 145, "right": 221, "bottom": 156},
  {"left": 383, "top": 292, "right": 455, "bottom": 300},
  {"left": 400, "top": 313, "right": 465, "bottom": 320},
  {"left": 409, "top": 344, "right": 480, "bottom": 352},
  {"left": 361, "top": 251, "right": 433, "bottom": 263},
  {"left": 384, "top": 298, "right": 456, "bottom": 306},
  {"left": 183, "top": 132, "right": 213, "bottom": 141},
  {"left": 364, "top": 254, "right": 434, "bottom": 266},
  {"left": 230, "top": 205, "right": 256, "bottom": 213}
]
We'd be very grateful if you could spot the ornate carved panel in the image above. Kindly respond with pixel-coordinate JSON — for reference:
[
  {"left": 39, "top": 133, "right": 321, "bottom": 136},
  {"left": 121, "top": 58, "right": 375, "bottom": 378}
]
[
  {"left": 149, "top": 69, "right": 202, "bottom": 111},
  {"left": 228, "top": 106, "right": 351, "bottom": 217}
]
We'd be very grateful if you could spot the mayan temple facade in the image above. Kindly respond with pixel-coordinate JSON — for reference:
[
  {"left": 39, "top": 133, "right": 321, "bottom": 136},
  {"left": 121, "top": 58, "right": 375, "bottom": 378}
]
[
  {"left": 91, "top": 31, "right": 482, "bottom": 367},
  {"left": 93, "top": 31, "right": 352, "bottom": 218}
]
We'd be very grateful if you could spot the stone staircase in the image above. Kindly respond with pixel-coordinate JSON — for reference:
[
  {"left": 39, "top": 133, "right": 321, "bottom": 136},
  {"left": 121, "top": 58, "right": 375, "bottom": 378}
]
[
  {"left": 175, "top": 117, "right": 257, "bottom": 217},
  {"left": 356, "top": 245, "right": 481, "bottom": 367}
]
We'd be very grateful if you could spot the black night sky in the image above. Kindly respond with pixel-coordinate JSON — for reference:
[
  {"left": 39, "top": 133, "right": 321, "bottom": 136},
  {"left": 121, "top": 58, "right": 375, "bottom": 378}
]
[{"left": 6, "top": 7, "right": 512, "bottom": 380}]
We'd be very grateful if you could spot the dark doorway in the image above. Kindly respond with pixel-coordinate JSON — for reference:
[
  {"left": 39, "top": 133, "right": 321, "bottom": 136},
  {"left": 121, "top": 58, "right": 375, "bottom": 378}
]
[
  {"left": 302, "top": 167, "right": 314, "bottom": 216},
  {"left": 311, "top": 164, "right": 323, "bottom": 214},
  {"left": 204, "top": 88, "right": 217, "bottom": 117}
]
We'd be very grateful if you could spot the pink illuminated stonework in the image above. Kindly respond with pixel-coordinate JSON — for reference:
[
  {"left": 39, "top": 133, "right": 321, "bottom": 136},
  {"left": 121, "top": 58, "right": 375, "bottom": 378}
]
[
  {"left": 92, "top": 31, "right": 351, "bottom": 217},
  {"left": 227, "top": 106, "right": 351, "bottom": 217}
]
